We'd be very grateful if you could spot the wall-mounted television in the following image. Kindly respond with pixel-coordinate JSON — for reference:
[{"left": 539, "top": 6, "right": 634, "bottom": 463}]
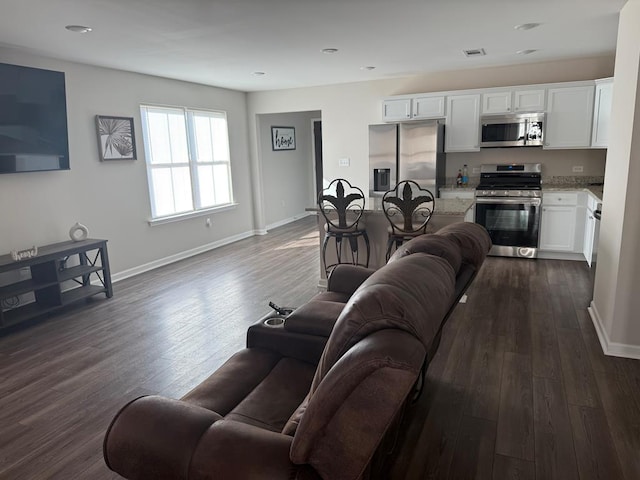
[{"left": 0, "top": 62, "right": 70, "bottom": 174}]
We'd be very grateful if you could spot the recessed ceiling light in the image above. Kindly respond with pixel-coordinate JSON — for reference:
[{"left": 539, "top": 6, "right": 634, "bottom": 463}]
[
  {"left": 360, "top": 66, "right": 376, "bottom": 71},
  {"left": 322, "top": 48, "right": 339, "bottom": 54},
  {"left": 65, "top": 25, "right": 92, "bottom": 33},
  {"left": 517, "top": 49, "right": 537, "bottom": 55},
  {"left": 252, "top": 71, "right": 266, "bottom": 76},
  {"left": 463, "top": 48, "right": 486, "bottom": 57},
  {"left": 514, "top": 23, "right": 541, "bottom": 31}
]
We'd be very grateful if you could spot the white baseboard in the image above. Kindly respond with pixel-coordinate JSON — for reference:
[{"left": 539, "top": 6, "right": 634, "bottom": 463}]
[
  {"left": 111, "top": 229, "right": 260, "bottom": 283},
  {"left": 588, "top": 301, "right": 640, "bottom": 360},
  {"left": 265, "top": 212, "right": 314, "bottom": 231}
]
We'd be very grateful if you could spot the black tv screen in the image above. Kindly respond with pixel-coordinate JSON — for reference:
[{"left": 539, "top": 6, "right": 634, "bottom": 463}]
[{"left": 0, "top": 62, "right": 70, "bottom": 174}]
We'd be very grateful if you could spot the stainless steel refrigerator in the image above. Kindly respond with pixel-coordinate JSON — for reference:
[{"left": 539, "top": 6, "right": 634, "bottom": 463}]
[{"left": 369, "top": 120, "right": 445, "bottom": 197}]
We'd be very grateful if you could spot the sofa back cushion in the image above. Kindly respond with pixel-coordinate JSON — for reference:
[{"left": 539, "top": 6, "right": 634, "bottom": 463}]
[
  {"left": 434, "top": 222, "right": 492, "bottom": 269},
  {"left": 387, "top": 233, "right": 463, "bottom": 273}
]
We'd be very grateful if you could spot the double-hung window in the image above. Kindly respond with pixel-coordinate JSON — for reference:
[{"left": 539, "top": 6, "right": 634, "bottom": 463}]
[{"left": 140, "top": 105, "right": 233, "bottom": 220}]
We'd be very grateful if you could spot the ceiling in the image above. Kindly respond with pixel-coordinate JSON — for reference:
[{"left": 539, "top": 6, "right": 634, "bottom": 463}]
[{"left": 0, "top": 0, "right": 627, "bottom": 92}]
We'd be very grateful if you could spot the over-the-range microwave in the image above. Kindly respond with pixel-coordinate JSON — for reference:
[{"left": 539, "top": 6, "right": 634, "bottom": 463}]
[{"left": 480, "top": 112, "right": 545, "bottom": 147}]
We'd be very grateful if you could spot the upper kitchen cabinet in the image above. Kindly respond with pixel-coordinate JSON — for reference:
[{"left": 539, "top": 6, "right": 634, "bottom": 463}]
[
  {"left": 382, "top": 98, "right": 411, "bottom": 122},
  {"left": 481, "top": 88, "right": 545, "bottom": 115},
  {"left": 412, "top": 95, "right": 446, "bottom": 119},
  {"left": 382, "top": 95, "right": 445, "bottom": 121},
  {"left": 445, "top": 94, "right": 480, "bottom": 152},
  {"left": 591, "top": 78, "right": 613, "bottom": 148},
  {"left": 544, "top": 85, "right": 595, "bottom": 149}
]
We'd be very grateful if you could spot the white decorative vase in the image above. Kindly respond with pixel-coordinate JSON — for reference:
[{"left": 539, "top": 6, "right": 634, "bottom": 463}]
[{"left": 69, "top": 222, "right": 89, "bottom": 242}]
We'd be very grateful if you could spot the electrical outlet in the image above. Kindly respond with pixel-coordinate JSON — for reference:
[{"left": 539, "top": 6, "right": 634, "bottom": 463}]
[
  {"left": 472, "top": 167, "right": 480, "bottom": 174},
  {"left": 339, "top": 157, "right": 350, "bottom": 167},
  {"left": 572, "top": 165, "right": 584, "bottom": 173},
  {"left": 205, "top": 217, "right": 212, "bottom": 227}
]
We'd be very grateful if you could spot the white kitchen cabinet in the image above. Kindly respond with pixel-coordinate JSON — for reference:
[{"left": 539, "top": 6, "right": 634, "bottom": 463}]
[
  {"left": 539, "top": 192, "right": 586, "bottom": 253},
  {"left": 591, "top": 78, "right": 613, "bottom": 148},
  {"left": 412, "top": 95, "right": 446, "bottom": 119},
  {"left": 544, "top": 86, "right": 595, "bottom": 149},
  {"left": 382, "top": 98, "right": 411, "bottom": 122},
  {"left": 481, "top": 88, "right": 545, "bottom": 114},
  {"left": 513, "top": 89, "right": 546, "bottom": 112},
  {"left": 482, "top": 91, "right": 512, "bottom": 114},
  {"left": 445, "top": 94, "right": 480, "bottom": 152}
]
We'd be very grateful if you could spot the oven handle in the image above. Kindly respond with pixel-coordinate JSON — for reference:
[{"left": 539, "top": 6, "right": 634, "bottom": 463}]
[{"left": 475, "top": 197, "right": 542, "bottom": 206}]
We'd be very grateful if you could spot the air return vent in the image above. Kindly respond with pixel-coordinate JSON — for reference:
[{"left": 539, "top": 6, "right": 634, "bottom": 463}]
[{"left": 463, "top": 48, "right": 486, "bottom": 57}]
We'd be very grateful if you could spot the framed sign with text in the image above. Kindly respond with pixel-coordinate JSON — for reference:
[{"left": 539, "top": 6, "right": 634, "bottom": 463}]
[{"left": 271, "top": 126, "right": 296, "bottom": 151}]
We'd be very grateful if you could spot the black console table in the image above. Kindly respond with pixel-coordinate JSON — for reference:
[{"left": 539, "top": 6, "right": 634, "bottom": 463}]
[{"left": 0, "top": 239, "right": 113, "bottom": 329}]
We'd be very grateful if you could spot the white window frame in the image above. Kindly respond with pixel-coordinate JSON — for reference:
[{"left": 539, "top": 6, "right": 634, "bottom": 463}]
[{"left": 140, "top": 105, "right": 235, "bottom": 224}]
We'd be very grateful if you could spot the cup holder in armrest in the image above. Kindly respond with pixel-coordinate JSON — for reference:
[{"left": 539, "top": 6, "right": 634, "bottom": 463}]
[{"left": 264, "top": 317, "right": 286, "bottom": 327}]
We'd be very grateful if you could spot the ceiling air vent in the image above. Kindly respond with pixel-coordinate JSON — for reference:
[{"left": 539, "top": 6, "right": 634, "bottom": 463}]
[{"left": 463, "top": 48, "right": 486, "bottom": 57}]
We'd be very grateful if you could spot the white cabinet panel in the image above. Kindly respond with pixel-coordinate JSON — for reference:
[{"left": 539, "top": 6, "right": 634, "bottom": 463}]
[
  {"left": 413, "top": 95, "right": 445, "bottom": 119},
  {"left": 482, "top": 91, "right": 511, "bottom": 114},
  {"left": 445, "top": 94, "right": 480, "bottom": 152},
  {"left": 513, "top": 89, "right": 546, "bottom": 112},
  {"left": 544, "top": 86, "right": 595, "bottom": 149},
  {"left": 591, "top": 79, "right": 613, "bottom": 148},
  {"left": 382, "top": 98, "right": 411, "bottom": 122},
  {"left": 540, "top": 206, "right": 577, "bottom": 251}
]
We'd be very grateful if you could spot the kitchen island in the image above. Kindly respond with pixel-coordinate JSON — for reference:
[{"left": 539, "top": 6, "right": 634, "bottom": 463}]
[{"left": 307, "top": 197, "right": 475, "bottom": 285}]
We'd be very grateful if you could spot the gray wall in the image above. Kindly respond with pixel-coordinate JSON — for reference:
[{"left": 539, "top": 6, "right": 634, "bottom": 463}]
[
  {"left": 0, "top": 47, "right": 253, "bottom": 276},
  {"left": 258, "top": 111, "right": 320, "bottom": 227}
]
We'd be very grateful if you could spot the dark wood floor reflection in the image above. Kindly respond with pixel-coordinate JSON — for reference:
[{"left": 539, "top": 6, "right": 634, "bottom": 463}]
[{"left": 1, "top": 217, "right": 639, "bottom": 479}]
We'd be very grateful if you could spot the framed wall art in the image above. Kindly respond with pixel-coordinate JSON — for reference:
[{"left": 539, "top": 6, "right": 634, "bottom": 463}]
[
  {"left": 96, "top": 115, "right": 137, "bottom": 161},
  {"left": 271, "top": 126, "right": 296, "bottom": 151}
]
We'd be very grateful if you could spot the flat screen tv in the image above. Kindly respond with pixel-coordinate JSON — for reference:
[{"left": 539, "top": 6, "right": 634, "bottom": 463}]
[{"left": 0, "top": 62, "right": 70, "bottom": 174}]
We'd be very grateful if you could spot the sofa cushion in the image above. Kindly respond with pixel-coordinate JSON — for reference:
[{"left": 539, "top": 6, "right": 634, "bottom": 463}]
[
  {"left": 312, "top": 253, "right": 456, "bottom": 387},
  {"left": 285, "top": 300, "right": 345, "bottom": 337},
  {"left": 387, "top": 233, "right": 463, "bottom": 273},
  {"left": 435, "top": 222, "right": 492, "bottom": 268}
]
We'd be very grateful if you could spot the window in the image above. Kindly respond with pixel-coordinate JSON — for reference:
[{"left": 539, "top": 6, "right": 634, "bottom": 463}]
[{"left": 140, "top": 105, "right": 233, "bottom": 220}]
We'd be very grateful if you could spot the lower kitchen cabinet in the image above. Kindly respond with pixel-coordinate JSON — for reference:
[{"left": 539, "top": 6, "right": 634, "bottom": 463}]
[{"left": 539, "top": 192, "right": 586, "bottom": 253}]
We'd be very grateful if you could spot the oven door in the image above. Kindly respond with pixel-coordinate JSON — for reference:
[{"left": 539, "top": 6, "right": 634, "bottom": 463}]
[{"left": 475, "top": 197, "right": 541, "bottom": 258}]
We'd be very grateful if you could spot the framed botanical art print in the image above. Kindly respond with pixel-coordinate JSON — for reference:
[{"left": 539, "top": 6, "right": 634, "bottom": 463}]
[{"left": 96, "top": 115, "right": 137, "bottom": 161}]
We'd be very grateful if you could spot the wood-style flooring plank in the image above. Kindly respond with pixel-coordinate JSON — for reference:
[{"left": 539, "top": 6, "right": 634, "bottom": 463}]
[
  {"left": 495, "top": 353, "right": 534, "bottom": 462},
  {"left": 557, "top": 328, "right": 601, "bottom": 407},
  {"left": 532, "top": 377, "right": 579, "bottom": 480},
  {"left": 463, "top": 333, "right": 505, "bottom": 421},
  {"left": 492, "top": 454, "right": 534, "bottom": 480},
  {"left": 447, "top": 415, "right": 496, "bottom": 480},
  {"left": 568, "top": 405, "right": 624, "bottom": 480}
]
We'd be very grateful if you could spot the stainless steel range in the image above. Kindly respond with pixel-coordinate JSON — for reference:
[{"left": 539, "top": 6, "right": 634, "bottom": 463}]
[{"left": 475, "top": 163, "right": 542, "bottom": 258}]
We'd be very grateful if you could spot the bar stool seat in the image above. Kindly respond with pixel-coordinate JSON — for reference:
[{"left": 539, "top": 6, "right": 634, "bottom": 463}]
[
  {"left": 382, "top": 180, "right": 435, "bottom": 261},
  {"left": 318, "top": 178, "right": 370, "bottom": 276}
]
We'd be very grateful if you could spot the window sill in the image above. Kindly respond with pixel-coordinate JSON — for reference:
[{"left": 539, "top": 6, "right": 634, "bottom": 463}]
[{"left": 148, "top": 203, "right": 238, "bottom": 226}]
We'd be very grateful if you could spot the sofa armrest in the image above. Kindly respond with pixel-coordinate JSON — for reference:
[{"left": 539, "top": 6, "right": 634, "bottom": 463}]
[
  {"left": 326, "top": 264, "right": 376, "bottom": 295},
  {"left": 104, "top": 395, "right": 222, "bottom": 480},
  {"left": 189, "top": 419, "right": 320, "bottom": 479}
]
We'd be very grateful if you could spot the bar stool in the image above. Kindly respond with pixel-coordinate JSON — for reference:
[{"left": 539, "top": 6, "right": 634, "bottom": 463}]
[
  {"left": 382, "top": 180, "right": 435, "bottom": 261},
  {"left": 318, "top": 178, "right": 370, "bottom": 276}
]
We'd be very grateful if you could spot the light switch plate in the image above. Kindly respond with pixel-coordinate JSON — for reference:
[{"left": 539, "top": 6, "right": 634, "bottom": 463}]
[
  {"left": 572, "top": 166, "right": 584, "bottom": 173},
  {"left": 339, "top": 157, "right": 350, "bottom": 167}
]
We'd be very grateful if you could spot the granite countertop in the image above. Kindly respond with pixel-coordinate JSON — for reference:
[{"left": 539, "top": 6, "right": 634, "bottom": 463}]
[
  {"left": 439, "top": 186, "right": 477, "bottom": 192},
  {"left": 542, "top": 185, "right": 603, "bottom": 202},
  {"left": 307, "top": 197, "right": 474, "bottom": 216}
]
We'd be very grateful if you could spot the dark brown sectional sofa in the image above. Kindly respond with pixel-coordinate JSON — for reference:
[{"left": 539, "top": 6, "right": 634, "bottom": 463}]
[{"left": 103, "top": 222, "right": 491, "bottom": 480}]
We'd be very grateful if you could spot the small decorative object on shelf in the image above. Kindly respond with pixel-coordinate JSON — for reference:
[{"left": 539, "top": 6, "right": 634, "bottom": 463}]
[
  {"left": 69, "top": 222, "right": 89, "bottom": 242},
  {"left": 10, "top": 246, "right": 38, "bottom": 261}
]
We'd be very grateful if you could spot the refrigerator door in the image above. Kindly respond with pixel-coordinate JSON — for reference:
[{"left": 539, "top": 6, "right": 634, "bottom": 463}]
[
  {"left": 369, "top": 124, "right": 398, "bottom": 196},
  {"left": 398, "top": 121, "right": 443, "bottom": 194}
]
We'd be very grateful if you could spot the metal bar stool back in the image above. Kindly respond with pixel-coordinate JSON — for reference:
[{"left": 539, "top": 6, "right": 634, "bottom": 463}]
[
  {"left": 318, "top": 178, "right": 370, "bottom": 276},
  {"left": 382, "top": 180, "right": 435, "bottom": 260}
]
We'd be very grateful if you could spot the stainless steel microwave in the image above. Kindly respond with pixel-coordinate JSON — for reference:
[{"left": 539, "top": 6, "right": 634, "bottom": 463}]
[{"left": 480, "top": 113, "right": 544, "bottom": 147}]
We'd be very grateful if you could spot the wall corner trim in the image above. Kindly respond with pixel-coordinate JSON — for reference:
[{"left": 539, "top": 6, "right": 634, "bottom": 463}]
[{"left": 589, "top": 301, "right": 640, "bottom": 360}]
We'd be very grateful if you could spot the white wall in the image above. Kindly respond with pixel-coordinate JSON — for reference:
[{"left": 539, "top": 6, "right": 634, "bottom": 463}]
[
  {"left": 247, "top": 56, "right": 614, "bottom": 221},
  {"left": 591, "top": 0, "right": 640, "bottom": 358},
  {"left": 0, "top": 47, "right": 253, "bottom": 275},
  {"left": 258, "top": 111, "right": 319, "bottom": 227}
]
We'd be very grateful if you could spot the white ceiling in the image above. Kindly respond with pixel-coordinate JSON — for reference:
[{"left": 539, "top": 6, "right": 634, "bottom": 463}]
[{"left": 0, "top": 0, "right": 627, "bottom": 92}]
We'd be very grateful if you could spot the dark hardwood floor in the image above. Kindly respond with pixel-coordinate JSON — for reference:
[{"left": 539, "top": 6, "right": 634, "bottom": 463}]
[{"left": 1, "top": 217, "right": 639, "bottom": 479}]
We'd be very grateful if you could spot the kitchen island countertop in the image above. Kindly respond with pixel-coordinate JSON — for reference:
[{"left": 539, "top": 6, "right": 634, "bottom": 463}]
[{"left": 306, "top": 197, "right": 474, "bottom": 216}]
